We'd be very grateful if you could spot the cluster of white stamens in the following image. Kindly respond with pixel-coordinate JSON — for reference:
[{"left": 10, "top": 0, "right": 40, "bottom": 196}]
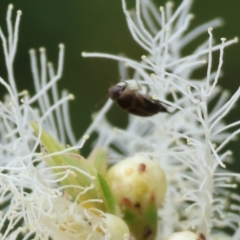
[{"left": 83, "top": 0, "right": 240, "bottom": 239}]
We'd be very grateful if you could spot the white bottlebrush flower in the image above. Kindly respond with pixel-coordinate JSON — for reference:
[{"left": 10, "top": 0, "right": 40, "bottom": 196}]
[
  {"left": 82, "top": 0, "right": 240, "bottom": 239},
  {"left": 1, "top": 0, "right": 240, "bottom": 240},
  {"left": 0, "top": 4, "right": 130, "bottom": 240}
]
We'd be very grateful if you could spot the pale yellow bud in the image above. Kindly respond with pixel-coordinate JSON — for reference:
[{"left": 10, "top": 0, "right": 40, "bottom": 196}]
[
  {"left": 106, "top": 155, "right": 166, "bottom": 210},
  {"left": 105, "top": 213, "right": 130, "bottom": 240},
  {"left": 168, "top": 231, "right": 200, "bottom": 240}
]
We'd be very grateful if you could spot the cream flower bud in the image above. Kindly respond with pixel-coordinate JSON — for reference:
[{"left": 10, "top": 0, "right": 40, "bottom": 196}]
[
  {"left": 106, "top": 155, "right": 166, "bottom": 210},
  {"left": 105, "top": 213, "right": 130, "bottom": 240},
  {"left": 168, "top": 231, "right": 201, "bottom": 240}
]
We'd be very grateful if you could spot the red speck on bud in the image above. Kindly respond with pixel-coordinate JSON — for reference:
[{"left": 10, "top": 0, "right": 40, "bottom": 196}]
[
  {"left": 134, "top": 202, "right": 141, "bottom": 209},
  {"left": 138, "top": 163, "right": 146, "bottom": 173},
  {"left": 121, "top": 197, "right": 132, "bottom": 207},
  {"left": 149, "top": 194, "right": 156, "bottom": 203},
  {"left": 198, "top": 233, "right": 206, "bottom": 240}
]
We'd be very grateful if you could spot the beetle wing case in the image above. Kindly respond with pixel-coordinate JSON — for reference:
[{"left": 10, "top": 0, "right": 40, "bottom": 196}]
[
  {"left": 109, "top": 81, "right": 168, "bottom": 117},
  {"left": 117, "top": 90, "right": 168, "bottom": 116}
]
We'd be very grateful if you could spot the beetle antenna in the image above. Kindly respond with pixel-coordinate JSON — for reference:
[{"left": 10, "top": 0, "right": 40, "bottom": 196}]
[{"left": 95, "top": 93, "right": 109, "bottom": 108}]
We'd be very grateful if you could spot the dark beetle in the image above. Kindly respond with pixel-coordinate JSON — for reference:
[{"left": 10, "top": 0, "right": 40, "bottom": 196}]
[{"left": 108, "top": 81, "right": 168, "bottom": 117}]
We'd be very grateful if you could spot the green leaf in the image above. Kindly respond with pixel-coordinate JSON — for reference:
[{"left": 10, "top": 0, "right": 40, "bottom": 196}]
[
  {"left": 87, "top": 147, "right": 107, "bottom": 175},
  {"left": 97, "top": 172, "right": 119, "bottom": 215},
  {"left": 31, "top": 122, "right": 104, "bottom": 210},
  {"left": 31, "top": 122, "right": 120, "bottom": 216}
]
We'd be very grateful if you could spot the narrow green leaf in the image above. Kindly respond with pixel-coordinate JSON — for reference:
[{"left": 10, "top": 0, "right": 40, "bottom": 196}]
[
  {"left": 97, "top": 172, "right": 119, "bottom": 215},
  {"left": 87, "top": 147, "right": 107, "bottom": 175}
]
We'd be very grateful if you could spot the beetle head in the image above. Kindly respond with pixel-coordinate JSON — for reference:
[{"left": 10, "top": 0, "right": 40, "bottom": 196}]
[{"left": 108, "top": 82, "right": 126, "bottom": 100}]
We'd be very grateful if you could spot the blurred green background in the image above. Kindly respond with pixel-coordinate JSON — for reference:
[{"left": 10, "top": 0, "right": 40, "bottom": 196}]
[{"left": 0, "top": 0, "right": 239, "bottom": 166}]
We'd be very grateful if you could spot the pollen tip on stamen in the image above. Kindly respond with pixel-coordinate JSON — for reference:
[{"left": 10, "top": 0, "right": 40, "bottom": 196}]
[
  {"left": 21, "top": 90, "right": 29, "bottom": 96},
  {"left": 227, "top": 150, "right": 233, "bottom": 156},
  {"left": 232, "top": 184, "right": 237, "bottom": 188},
  {"left": 17, "top": 227, "right": 23, "bottom": 232},
  {"left": 221, "top": 37, "right": 226, "bottom": 42},
  {"left": 68, "top": 94, "right": 75, "bottom": 100},
  {"left": 72, "top": 172, "right": 77, "bottom": 177},
  {"left": 17, "top": 10, "right": 22, "bottom": 15},
  {"left": 202, "top": 60, "right": 207, "bottom": 64},
  {"left": 59, "top": 43, "right": 65, "bottom": 49},
  {"left": 208, "top": 27, "right": 213, "bottom": 32},
  {"left": 150, "top": 73, "right": 156, "bottom": 79},
  {"left": 195, "top": 99, "right": 200, "bottom": 105},
  {"left": 234, "top": 37, "right": 239, "bottom": 43},
  {"left": 83, "top": 135, "right": 89, "bottom": 140},
  {"left": 81, "top": 52, "right": 86, "bottom": 57},
  {"left": 129, "top": 10, "right": 135, "bottom": 17},
  {"left": 221, "top": 163, "right": 226, "bottom": 169},
  {"left": 113, "top": 127, "right": 118, "bottom": 133},
  {"left": 39, "top": 47, "right": 46, "bottom": 53},
  {"left": 8, "top": 4, "right": 14, "bottom": 10},
  {"left": 29, "top": 49, "right": 36, "bottom": 55},
  {"left": 152, "top": 95, "right": 158, "bottom": 100},
  {"left": 226, "top": 178, "right": 231, "bottom": 183},
  {"left": 20, "top": 98, "right": 25, "bottom": 103},
  {"left": 188, "top": 13, "right": 194, "bottom": 19},
  {"left": 170, "top": 88, "right": 175, "bottom": 93},
  {"left": 166, "top": 2, "right": 174, "bottom": 7},
  {"left": 124, "top": 62, "right": 130, "bottom": 67},
  {"left": 141, "top": 55, "right": 146, "bottom": 60},
  {"left": 47, "top": 62, "right": 53, "bottom": 67},
  {"left": 159, "top": 6, "right": 164, "bottom": 12},
  {"left": 66, "top": 169, "right": 72, "bottom": 175}
]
